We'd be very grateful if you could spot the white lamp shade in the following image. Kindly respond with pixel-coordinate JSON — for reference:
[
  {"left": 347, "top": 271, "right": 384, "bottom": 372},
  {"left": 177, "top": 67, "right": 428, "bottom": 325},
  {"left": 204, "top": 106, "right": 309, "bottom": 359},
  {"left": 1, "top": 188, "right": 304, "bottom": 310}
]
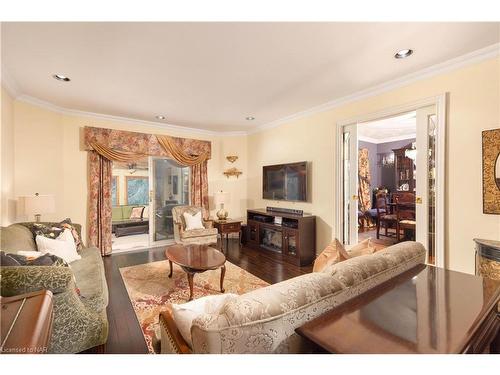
[
  {"left": 20, "top": 195, "right": 55, "bottom": 215},
  {"left": 214, "top": 191, "right": 229, "bottom": 206}
]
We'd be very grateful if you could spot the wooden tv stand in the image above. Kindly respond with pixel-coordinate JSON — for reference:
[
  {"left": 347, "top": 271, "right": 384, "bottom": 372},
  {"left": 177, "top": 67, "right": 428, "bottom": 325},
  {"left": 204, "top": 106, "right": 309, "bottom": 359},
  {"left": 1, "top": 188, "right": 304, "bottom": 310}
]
[{"left": 246, "top": 209, "right": 316, "bottom": 266}]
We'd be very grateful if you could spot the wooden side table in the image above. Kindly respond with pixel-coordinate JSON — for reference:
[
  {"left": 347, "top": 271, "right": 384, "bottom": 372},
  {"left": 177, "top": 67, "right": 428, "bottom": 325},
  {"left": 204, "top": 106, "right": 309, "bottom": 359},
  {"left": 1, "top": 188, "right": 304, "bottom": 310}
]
[
  {"left": 213, "top": 220, "right": 242, "bottom": 252},
  {"left": 0, "top": 290, "right": 54, "bottom": 354}
]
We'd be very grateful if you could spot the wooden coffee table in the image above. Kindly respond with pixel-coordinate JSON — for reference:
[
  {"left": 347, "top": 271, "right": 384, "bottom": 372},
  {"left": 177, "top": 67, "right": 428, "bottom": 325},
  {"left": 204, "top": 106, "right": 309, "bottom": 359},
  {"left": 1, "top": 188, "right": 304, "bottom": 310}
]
[{"left": 165, "top": 244, "right": 226, "bottom": 301}]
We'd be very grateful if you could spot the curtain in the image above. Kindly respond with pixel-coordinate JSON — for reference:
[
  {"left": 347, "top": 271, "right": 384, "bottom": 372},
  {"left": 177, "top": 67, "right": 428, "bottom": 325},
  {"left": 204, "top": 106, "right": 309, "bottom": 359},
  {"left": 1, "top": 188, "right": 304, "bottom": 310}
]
[
  {"left": 87, "top": 134, "right": 210, "bottom": 255},
  {"left": 190, "top": 161, "right": 209, "bottom": 219},
  {"left": 358, "top": 148, "right": 372, "bottom": 212},
  {"left": 88, "top": 151, "right": 113, "bottom": 256}
]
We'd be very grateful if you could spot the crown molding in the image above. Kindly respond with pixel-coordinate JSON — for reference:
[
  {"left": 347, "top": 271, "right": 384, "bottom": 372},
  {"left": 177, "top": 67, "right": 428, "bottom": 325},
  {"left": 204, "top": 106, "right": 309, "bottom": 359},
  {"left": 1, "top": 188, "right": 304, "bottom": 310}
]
[
  {"left": 3, "top": 42, "right": 499, "bottom": 137},
  {"left": 1, "top": 67, "right": 21, "bottom": 98},
  {"left": 358, "top": 134, "right": 416, "bottom": 144},
  {"left": 15, "top": 94, "right": 248, "bottom": 137},
  {"left": 249, "top": 42, "right": 500, "bottom": 135}
]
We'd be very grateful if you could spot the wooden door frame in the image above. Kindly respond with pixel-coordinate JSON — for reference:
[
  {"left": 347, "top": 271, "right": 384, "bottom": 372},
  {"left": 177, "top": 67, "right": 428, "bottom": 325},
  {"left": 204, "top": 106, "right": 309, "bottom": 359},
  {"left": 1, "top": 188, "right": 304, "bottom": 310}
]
[{"left": 334, "top": 94, "right": 447, "bottom": 268}]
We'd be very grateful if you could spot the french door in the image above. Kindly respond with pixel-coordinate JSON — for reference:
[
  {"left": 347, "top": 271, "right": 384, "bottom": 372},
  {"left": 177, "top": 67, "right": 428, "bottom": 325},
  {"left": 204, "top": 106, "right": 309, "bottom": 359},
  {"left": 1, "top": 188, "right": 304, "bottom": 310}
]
[
  {"left": 149, "top": 157, "right": 190, "bottom": 247},
  {"left": 341, "top": 105, "right": 438, "bottom": 264}
]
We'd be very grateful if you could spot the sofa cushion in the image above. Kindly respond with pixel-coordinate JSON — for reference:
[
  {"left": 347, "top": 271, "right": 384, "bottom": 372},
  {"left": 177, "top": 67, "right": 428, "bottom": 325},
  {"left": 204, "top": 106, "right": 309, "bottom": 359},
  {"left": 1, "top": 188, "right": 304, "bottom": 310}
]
[
  {"left": 70, "top": 247, "right": 109, "bottom": 312},
  {"left": 112, "top": 206, "right": 123, "bottom": 221},
  {"left": 181, "top": 228, "right": 218, "bottom": 239},
  {"left": 0, "top": 224, "right": 37, "bottom": 253},
  {"left": 122, "top": 205, "right": 133, "bottom": 220},
  {"left": 171, "top": 293, "right": 238, "bottom": 348}
]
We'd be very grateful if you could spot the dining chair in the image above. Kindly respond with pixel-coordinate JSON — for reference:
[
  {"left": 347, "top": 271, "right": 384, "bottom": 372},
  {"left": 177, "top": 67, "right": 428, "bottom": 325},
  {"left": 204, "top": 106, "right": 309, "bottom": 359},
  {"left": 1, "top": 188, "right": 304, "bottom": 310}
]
[
  {"left": 395, "top": 195, "right": 416, "bottom": 242},
  {"left": 375, "top": 192, "right": 398, "bottom": 239}
]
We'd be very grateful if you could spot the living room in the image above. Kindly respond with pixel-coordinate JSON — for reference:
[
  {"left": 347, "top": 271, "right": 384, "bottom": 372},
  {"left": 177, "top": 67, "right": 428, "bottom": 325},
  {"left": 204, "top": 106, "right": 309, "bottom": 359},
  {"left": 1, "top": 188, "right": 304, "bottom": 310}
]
[{"left": 1, "top": 1, "right": 500, "bottom": 373}]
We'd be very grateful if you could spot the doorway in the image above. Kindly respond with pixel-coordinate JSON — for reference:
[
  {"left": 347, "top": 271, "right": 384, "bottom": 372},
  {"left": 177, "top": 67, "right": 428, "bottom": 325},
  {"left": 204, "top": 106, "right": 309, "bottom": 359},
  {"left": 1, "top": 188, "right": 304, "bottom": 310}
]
[
  {"left": 336, "top": 96, "right": 446, "bottom": 267},
  {"left": 110, "top": 156, "right": 190, "bottom": 253}
]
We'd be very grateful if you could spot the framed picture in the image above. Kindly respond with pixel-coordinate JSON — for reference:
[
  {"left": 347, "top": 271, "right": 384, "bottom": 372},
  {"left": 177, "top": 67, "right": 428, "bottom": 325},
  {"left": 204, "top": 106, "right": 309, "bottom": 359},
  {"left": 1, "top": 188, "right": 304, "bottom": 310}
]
[
  {"left": 111, "top": 176, "right": 119, "bottom": 206},
  {"left": 482, "top": 128, "right": 500, "bottom": 214},
  {"left": 125, "top": 176, "right": 149, "bottom": 205}
]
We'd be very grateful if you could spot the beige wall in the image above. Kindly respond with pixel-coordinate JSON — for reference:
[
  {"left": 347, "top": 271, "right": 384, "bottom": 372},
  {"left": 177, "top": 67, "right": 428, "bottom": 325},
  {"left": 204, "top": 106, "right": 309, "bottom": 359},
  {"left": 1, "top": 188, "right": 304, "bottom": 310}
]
[
  {"left": 247, "top": 57, "right": 500, "bottom": 274},
  {"left": 3, "top": 56, "right": 498, "bottom": 274},
  {"left": 1, "top": 87, "right": 15, "bottom": 225},
  {"left": 10, "top": 101, "right": 248, "bottom": 241}
]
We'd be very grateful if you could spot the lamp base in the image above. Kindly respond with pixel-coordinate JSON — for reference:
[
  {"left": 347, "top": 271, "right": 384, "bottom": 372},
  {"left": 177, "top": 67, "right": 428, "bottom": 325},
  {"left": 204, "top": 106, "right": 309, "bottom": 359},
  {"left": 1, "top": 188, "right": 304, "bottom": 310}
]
[
  {"left": 34, "top": 214, "right": 41, "bottom": 223},
  {"left": 216, "top": 208, "right": 228, "bottom": 221}
]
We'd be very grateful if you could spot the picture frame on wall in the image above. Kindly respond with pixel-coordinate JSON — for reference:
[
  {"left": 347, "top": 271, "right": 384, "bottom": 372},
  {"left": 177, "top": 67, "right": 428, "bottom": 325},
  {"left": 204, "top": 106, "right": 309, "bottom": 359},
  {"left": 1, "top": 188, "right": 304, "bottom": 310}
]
[
  {"left": 125, "top": 176, "right": 149, "bottom": 205},
  {"left": 482, "top": 128, "right": 500, "bottom": 214}
]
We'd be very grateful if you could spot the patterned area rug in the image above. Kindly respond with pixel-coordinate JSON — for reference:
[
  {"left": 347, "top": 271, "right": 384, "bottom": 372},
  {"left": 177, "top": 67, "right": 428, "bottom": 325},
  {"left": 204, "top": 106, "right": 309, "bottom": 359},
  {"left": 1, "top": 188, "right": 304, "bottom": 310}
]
[{"left": 119, "top": 259, "right": 269, "bottom": 353}]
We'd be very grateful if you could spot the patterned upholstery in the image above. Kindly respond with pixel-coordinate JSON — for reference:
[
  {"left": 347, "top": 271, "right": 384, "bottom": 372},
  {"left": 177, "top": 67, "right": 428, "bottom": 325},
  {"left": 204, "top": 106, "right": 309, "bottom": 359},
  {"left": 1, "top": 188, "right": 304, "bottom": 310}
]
[
  {"left": 172, "top": 206, "right": 217, "bottom": 246},
  {"left": 0, "top": 223, "right": 108, "bottom": 353},
  {"left": 163, "top": 241, "right": 426, "bottom": 354}
]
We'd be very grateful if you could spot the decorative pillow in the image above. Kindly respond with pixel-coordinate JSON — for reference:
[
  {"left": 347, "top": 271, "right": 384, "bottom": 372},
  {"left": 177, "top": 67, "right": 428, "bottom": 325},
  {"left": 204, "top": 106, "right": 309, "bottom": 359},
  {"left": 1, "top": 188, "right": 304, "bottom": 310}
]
[
  {"left": 0, "top": 250, "right": 69, "bottom": 267},
  {"left": 129, "top": 206, "right": 145, "bottom": 219},
  {"left": 30, "top": 222, "right": 64, "bottom": 240},
  {"left": 171, "top": 293, "right": 238, "bottom": 347},
  {"left": 183, "top": 211, "right": 205, "bottom": 231},
  {"left": 36, "top": 229, "right": 82, "bottom": 264},
  {"left": 29, "top": 218, "right": 83, "bottom": 251},
  {"left": 312, "top": 238, "right": 351, "bottom": 273},
  {"left": 59, "top": 218, "right": 83, "bottom": 251},
  {"left": 346, "top": 238, "right": 376, "bottom": 258}
]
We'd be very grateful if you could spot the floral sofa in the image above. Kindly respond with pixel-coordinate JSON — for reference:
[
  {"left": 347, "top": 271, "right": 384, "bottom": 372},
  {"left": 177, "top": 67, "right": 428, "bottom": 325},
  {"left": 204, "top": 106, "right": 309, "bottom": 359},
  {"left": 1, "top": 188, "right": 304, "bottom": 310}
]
[
  {"left": 158, "top": 241, "right": 426, "bottom": 354},
  {"left": 0, "top": 222, "right": 108, "bottom": 353}
]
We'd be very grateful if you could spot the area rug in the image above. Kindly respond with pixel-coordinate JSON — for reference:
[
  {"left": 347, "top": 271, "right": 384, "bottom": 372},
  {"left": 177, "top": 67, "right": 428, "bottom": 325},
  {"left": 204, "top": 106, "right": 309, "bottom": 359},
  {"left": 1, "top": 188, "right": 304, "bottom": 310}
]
[{"left": 119, "top": 260, "right": 269, "bottom": 353}]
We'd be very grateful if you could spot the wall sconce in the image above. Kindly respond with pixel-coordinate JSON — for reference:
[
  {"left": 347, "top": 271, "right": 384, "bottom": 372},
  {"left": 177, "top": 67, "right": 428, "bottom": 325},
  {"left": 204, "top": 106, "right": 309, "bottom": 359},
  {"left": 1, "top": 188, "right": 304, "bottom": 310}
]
[{"left": 226, "top": 155, "right": 238, "bottom": 163}]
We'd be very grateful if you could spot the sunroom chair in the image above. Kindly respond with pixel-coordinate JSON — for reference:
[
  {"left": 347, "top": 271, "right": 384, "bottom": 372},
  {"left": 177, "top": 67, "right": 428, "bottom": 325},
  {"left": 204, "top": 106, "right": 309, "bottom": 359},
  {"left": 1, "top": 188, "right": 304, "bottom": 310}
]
[{"left": 171, "top": 206, "right": 218, "bottom": 246}]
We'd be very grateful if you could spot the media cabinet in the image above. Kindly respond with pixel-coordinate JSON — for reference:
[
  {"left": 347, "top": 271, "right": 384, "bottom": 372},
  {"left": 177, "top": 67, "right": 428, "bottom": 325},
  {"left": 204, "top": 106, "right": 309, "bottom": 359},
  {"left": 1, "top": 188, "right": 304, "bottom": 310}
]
[{"left": 246, "top": 208, "right": 316, "bottom": 266}]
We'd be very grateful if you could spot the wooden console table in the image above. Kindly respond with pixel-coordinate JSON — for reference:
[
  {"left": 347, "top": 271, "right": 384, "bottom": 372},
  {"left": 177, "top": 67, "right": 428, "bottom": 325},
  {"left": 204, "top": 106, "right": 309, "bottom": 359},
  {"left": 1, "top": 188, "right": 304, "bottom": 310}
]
[
  {"left": 296, "top": 264, "right": 500, "bottom": 353},
  {"left": 0, "top": 290, "right": 54, "bottom": 354}
]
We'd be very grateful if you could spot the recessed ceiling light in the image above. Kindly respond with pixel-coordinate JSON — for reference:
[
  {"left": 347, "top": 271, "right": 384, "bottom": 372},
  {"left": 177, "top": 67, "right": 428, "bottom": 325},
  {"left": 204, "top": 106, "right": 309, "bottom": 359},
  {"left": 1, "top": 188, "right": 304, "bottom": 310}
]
[
  {"left": 394, "top": 49, "right": 413, "bottom": 59},
  {"left": 246, "top": 116, "right": 255, "bottom": 121},
  {"left": 155, "top": 115, "right": 166, "bottom": 120},
  {"left": 52, "top": 74, "right": 70, "bottom": 82}
]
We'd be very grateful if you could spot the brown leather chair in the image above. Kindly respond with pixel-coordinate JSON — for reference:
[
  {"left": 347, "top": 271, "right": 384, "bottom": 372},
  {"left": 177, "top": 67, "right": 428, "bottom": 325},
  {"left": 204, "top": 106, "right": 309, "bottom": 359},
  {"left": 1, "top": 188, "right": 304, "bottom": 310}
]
[{"left": 375, "top": 192, "right": 397, "bottom": 239}]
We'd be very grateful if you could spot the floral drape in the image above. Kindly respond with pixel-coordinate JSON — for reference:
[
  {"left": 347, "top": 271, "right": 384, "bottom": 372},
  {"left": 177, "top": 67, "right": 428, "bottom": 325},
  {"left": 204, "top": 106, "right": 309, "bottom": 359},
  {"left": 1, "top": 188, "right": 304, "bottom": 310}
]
[
  {"left": 84, "top": 127, "right": 211, "bottom": 255},
  {"left": 358, "top": 148, "right": 372, "bottom": 212},
  {"left": 190, "top": 161, "right": 209, "bottom": 219},
  {"left": 88, "top": 151, "right": 113, "bottom": 256}
]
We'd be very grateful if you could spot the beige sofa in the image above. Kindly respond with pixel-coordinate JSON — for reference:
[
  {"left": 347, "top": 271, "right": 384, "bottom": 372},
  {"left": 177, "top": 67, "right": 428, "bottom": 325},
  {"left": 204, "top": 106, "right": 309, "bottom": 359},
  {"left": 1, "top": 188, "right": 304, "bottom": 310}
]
[{"left": 159, "top": 241, "right": 426, "bottom": 354}]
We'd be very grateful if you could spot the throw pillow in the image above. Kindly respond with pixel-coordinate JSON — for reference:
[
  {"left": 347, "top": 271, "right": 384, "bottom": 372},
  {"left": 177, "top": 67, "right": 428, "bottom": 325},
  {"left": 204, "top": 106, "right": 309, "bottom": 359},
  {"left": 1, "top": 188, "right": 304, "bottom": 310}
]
[
  {"left": 183, "top": 211, "right": 205, "bottom": 231},
  {"left": 36, "top": 229, "right": 82, "bottom": 263},
  {"left": 129, "top": 206, "right": 145, "bottom": 219},
  {"left": 0, "top": 251, "right": 69, "bottom": 267},
  {"left": 171, "top": 293, "right": 238, "bottom": 348},
  {"left": 29, "top": 218, "right": 83, "bottom": 251},
  {"left": 59, "top": 218, "right": 83, "bottom": 251},
  {"left": 346, "top": 238, "right": 376, "bottom": 258},
  {"left": 312, "top": 238, "right": 351, "bottom": 273}
]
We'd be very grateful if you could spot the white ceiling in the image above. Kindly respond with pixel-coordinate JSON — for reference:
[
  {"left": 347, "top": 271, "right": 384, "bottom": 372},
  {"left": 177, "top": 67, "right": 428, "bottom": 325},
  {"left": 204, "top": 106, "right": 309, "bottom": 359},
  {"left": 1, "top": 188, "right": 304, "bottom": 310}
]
[
  {"left": 2, "top": 22, "right": 499, "bottom": 133},
  {"left": 358, "top": 111, "right": 416, "bottom": 143}
]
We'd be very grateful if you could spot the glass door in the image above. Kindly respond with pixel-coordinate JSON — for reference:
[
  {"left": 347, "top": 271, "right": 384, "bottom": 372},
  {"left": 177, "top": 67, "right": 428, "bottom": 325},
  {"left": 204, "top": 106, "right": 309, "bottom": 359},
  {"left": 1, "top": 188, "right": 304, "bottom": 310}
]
[
  {"left": 342, "top": 123, "right": 359, "bottom": 245},
  {"left": 415, "top": 105, "right": 437, "bottom": 264},
  {"left": 149, "top": 157, "right": 190, "bottom": 246}
]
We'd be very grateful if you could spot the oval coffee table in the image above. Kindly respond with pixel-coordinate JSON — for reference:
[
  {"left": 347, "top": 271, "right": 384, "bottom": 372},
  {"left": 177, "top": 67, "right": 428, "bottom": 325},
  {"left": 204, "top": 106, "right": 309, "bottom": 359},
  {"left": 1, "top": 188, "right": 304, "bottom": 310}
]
[{"left": 165, "top": 244, "right": 226, "bottom": 301}]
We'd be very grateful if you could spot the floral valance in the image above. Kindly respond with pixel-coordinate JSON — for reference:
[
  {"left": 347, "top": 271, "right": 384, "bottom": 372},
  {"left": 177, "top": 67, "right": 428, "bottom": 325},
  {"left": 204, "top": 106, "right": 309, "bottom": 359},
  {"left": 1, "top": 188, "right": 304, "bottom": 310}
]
[{"left": 83, "top": 126, "right": 211, "bottom": 160}]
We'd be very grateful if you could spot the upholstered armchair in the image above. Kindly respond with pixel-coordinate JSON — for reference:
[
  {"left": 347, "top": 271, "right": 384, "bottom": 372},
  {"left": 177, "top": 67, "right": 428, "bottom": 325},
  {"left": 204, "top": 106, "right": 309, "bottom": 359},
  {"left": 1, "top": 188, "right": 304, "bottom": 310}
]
[{"left": 171, "top": 206, "right": 218, "bottom": 246}]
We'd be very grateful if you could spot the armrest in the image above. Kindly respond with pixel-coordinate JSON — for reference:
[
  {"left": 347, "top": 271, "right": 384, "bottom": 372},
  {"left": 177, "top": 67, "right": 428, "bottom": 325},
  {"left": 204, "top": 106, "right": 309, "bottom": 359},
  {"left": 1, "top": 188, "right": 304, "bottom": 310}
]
[
  {"left": 158, "top": 304, "right": 192, "bottom": 354},
  {"left": 0, "top": 266, "right": 75, "bottom": 297},
  {"left": 203, "top": 219, "right": 214, "bottom": 229}
]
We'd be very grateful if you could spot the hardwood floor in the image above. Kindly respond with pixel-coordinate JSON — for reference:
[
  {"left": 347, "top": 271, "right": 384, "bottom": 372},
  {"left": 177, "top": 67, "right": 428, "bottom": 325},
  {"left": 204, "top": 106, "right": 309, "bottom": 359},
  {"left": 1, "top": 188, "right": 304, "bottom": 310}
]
[{"left": 96, "top": 239, "right": 312, "bottom": 354}]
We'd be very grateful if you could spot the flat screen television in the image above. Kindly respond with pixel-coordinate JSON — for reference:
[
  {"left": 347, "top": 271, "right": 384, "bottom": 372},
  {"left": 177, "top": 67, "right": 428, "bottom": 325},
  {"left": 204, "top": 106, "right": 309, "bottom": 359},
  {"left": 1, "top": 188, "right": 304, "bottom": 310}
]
[{"left": 263, "top": 161, "right": 307, "bottom": 202}]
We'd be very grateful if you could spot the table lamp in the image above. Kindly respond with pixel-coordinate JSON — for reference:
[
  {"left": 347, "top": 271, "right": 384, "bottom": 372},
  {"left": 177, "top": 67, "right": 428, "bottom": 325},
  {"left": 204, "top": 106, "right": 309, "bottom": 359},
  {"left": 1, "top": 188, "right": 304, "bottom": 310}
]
[
  {"left": 20, "top": 193, "right": 55, "bottom": 222},
  {"left": 214, "top": 191, "right": 230, "bottom": 221}
]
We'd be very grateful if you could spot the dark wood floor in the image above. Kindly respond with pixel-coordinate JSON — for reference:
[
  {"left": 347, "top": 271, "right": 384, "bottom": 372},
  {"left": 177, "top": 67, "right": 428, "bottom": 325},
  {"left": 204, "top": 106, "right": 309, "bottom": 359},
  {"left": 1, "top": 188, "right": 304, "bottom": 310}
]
[{"left": 97, "top": 238, "right": 312, "bottom": 354}]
